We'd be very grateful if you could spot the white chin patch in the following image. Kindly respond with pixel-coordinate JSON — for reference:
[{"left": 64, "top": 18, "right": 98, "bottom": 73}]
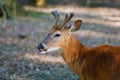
[
  {"left": 47, "top": 47, "right": 60, "bottom": 52},
  {"left": 40, "top": 47, "right": 61, "bottom": 54},
  {"left": 40, "top": 51, "right": 47, "bottom": 54}
]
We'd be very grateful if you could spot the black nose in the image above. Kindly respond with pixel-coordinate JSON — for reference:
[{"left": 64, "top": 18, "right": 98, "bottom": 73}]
[{"left": 37, "top": 44, "right": 44, "bottom": 50}]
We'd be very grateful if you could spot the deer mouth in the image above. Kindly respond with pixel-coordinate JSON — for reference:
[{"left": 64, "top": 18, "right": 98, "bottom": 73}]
[
  {"left": 38, "top": 47, "right": 61, "bottom": 54},
  {"left": 38, "top": 49, "right": 47, "bottom": 54}
]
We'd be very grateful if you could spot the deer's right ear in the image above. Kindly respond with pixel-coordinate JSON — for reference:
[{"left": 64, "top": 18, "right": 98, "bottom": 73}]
[{"left": 69, "top": 20, "right": 82, "bottom": 32}]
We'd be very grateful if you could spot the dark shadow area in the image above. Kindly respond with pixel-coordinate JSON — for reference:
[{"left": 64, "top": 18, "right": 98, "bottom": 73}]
[{"left": 45, "top": 0, "right": 120, "bottom": 8}]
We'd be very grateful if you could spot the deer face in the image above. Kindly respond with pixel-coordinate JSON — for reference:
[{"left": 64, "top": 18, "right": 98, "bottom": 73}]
[{"left": 37, "top": 11, "right": 82, "bottom": 54}]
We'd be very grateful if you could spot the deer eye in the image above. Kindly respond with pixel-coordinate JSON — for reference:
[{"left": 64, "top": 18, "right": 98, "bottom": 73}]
[{"left": 54, "top": 34, "right": 61, "bottom": 37}]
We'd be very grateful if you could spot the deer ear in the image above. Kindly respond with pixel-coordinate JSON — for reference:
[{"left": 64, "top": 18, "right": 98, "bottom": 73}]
[{"left": 70, "top": 20, "right": 82, "bottom": 31}]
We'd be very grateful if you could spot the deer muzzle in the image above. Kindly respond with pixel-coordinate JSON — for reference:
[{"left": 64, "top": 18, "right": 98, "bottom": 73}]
[{"left": 37, "top": 43, "right": 47, "bottom": 54}]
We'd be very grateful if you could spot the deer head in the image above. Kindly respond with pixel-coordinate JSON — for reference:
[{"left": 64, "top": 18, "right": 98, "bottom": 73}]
[{"left": 37, "top": 11, "right": 82, "bottom": 54}]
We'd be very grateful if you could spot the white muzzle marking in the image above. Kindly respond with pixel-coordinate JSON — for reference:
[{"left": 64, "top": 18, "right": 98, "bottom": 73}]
[{"left": 40, "top": 47, "right": 61, "bottom": 54}]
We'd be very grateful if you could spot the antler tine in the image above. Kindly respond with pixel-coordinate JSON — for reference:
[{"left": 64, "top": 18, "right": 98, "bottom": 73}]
[
  {"left": 62, "top": 14, "right": 68, "bottom": 25},
  {"left": 52, "top": 11, "right": 60, "bottom": 25},
  {"left": 62, "top": 12, "right": 74, "bottom": 28}
]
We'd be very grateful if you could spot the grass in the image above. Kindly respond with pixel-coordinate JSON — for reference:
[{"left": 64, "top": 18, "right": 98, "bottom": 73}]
[{"left": 0, "top": 6, "right": 120, "bottom": 80}]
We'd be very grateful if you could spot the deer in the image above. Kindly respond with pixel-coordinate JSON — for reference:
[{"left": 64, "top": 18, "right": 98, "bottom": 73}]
[{"left": 37, "top": 11, "right": 120, "bottom": 80}]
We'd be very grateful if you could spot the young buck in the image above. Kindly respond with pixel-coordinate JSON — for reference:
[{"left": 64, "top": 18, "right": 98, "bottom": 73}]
[{"left": 37, "top": 11, "right": 120, "bottom": 80}]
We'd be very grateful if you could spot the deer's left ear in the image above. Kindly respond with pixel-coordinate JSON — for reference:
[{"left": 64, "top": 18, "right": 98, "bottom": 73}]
[{"left": 69, "top": 20, "right": 82, "bottom": 32}]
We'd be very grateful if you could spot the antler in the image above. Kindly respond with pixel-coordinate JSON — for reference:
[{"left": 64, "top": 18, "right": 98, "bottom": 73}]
[
  {"left": 61, "top": 12, "right": 74, "bottom": 29},
  {"left": 52, "top": 11, "right": 60, "bottom": 26},
  {"left": 51, "top": 11, "right": 74, "bottom": 30}
]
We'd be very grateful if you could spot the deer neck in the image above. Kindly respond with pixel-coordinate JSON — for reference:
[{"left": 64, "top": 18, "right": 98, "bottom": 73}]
[
  {"left": 61, "top": 36, "right": 87, "bottom": 64},
  {"left": 60, "top": 36, "right": 88, "bottom": 76}
]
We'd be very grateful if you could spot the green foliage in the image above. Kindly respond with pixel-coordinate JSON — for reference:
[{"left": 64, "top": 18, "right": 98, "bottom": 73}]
[
  {"left": 28, "top": 0, "right": 37, "bottom": 6},
  {"left": 0, "top": 0, "right": 23, "bottom": 19}
]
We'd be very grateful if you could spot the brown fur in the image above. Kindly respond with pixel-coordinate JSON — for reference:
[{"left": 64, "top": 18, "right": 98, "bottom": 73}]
[
  {"left": 60, "top": 35, "right": 120, "bottom": 80},
  {"left": 38, "top": 12, "right": 120, "bottom": 80}
]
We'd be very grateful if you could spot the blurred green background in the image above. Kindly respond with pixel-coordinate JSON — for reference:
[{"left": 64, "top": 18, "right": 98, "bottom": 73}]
[{"left": 1, "top": 0, "right": 120, "bottom": 18}]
